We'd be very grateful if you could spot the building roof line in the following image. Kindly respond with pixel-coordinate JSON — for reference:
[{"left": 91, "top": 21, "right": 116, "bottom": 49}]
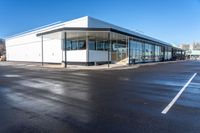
[{"left": 5, "top": 21, "right": 64, "bottom": 40}]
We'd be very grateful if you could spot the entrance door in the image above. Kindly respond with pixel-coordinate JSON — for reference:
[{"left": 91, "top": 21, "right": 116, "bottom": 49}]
[{"left": 111, "top": 43, "right": 127, "bottom": 62}]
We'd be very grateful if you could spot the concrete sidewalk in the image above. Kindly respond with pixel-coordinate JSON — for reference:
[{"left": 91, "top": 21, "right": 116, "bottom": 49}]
[{"left": 0, "top": 60, "right": 186, "bottom": 71}]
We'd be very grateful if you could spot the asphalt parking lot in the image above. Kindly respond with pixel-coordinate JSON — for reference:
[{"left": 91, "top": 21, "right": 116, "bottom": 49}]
[{"left": 0, "top": 60, "right": 200, "bottom": 133}]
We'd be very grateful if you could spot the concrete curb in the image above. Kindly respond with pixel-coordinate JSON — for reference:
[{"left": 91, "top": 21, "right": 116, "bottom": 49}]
[{"left": 0, "top": 60, "right": 187, "bottom": 71}]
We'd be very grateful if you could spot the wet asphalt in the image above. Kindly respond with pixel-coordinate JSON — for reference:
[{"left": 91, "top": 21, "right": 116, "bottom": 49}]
[{"left": 0, "top": 61, "right": 200, "bottom": 133}]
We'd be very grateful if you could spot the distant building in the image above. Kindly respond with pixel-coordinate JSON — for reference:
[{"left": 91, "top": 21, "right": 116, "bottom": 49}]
[{"left": 180, "top": 42, "right": 200, "bottom": 60}]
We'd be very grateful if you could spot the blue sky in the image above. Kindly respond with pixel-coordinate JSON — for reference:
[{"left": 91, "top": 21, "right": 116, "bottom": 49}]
[{"left": 0, "top": 0, "right": 200, "bottom": 45}]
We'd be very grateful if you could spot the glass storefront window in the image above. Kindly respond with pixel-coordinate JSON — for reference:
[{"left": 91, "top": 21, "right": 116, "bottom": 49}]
[
  {"left": 66, "top": 40, "right": 71, "bottom": 50},
  {"left": 155, "top": 45, "right": 161, "bottom": 61},
  {"left": 96, "top": 41, "right": 105, "bottom": 51},
  {"left": 110, "top": 32, "right": 128, "bottom": 62},
  {"left": 144, "top": 43, "right": 155, "bottom": 62},
  {"left": 168, "top": 47, "right": 172, "bottom": 60},
  {"left": 77, "top": 40, "right": 86, "bottom": 50},
  {"left": 61, "top": 31, "right": 177, "bottom": 64},
  {"left": 129, "top": 39, "right": 143, "bottom": 63},
  {"left": 62, "top": 32, "right": 87, "bottom": 51},
  {"left": 71, "top": 41, "right": 77, "bottom": 50},
  {"left": 104, "top": 43, "right": 109, "bottom": 50},
  {"left": 62, "top": 40, "right": 87, "bottom": 51},
  {"left": 88, "top": 40, "right": 96, "bottom": 50}
]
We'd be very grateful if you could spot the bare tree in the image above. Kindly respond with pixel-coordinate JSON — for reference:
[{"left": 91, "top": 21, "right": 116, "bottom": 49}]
[{"left": 0, "top": 39, "right": 5, "bottom": 56}]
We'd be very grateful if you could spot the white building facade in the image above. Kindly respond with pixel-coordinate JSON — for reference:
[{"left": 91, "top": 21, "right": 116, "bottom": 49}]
[{"left": 6, "top": 16, "right": 185, "bottom": 67}]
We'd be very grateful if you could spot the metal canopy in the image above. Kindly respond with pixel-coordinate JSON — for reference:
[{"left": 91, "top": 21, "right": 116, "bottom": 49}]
[{"left": 37, "top": 28, "right": 183, "bottom": 50}]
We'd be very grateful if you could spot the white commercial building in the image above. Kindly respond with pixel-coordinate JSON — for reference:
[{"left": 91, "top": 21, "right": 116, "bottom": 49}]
[{"left": 6, "top": 16, "right": 185, "bottom": 67}]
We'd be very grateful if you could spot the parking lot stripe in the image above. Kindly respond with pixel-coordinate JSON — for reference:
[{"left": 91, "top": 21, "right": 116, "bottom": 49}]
[{"left": 161, "top": 73, "right": 197, "bottom": 114}]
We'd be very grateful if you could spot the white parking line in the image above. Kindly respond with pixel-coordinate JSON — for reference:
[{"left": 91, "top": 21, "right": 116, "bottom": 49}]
[{"left": 161, "top": 73, "right": 197, "bottom": 114}]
